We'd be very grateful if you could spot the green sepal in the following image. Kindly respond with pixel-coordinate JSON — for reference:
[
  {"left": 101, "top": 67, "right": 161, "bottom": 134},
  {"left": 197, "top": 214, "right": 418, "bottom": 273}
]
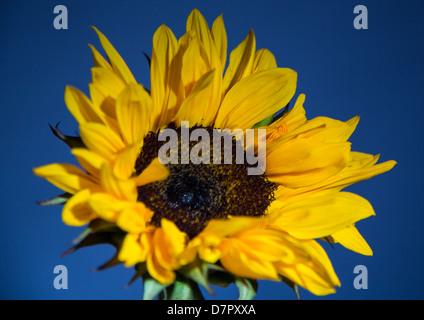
[
  {"left": 142, "top": 274, "right": 170, "bottom": 300},
  {"left": 252, "top": 114, "right": 274, "bottom": 128},
  {"left": 206, "top": 264, "right": 235, "bottom": 288},
  {"left": 49, "top": 122, "right": 86, "bottom": 149},
  {"left": 252, "top": 103, "right": 290, "bottom": 128},
  {"left": 36, "top": 192, "right": 72, "bottom": 206},
  {"left": 235, "top": 277, "right": 258, "bottom": 300},
  {"left": 271, "top": 103, "right": 290, "bottom": 123},
  {"left": 70, "top": 219, "right": 117, "bottom": 245},
  {"left": 61, "top": 221, "right": 125, "bottom": 273},
  {"left": 124, "top": 263, "right": 146, "bottom": 289},
  {"left": 179, "top": 260, "right": 214, "bottom": 295},
  {"left": 281, "top": 276, "right": 301, "bottom": 300},
  {"left": 164, "top": 277, "right": 204, "bottom": 300}
]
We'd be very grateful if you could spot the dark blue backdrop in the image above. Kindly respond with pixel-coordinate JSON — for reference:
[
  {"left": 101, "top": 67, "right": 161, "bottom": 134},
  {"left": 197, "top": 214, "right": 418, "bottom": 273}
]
[{"left": 0, "top": 0, "right": 421, "bottom": 300}]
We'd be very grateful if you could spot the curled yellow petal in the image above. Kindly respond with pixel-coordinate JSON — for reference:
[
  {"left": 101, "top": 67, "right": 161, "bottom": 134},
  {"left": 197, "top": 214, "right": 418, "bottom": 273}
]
[
  {"left": 133, "top": 158, "right": 169, "bottom": 186},
  {"left": 33, "top": 163, "right": 99, "bottom": 194},
  {"left": 62, "top": 189, "right": 97, "bottom": 226}
]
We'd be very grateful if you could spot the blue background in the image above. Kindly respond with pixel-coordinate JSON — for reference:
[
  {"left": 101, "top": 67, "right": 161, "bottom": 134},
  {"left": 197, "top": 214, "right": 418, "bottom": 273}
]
[{"left": 0, "top": 0, "right": 421, "bottom": 300}]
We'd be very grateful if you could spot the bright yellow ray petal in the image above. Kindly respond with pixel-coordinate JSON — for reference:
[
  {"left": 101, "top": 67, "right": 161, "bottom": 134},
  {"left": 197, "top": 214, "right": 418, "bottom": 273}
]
[
  {"left": 100, "top": 164, "right": 137, "bottom": 201},
  {"left": 113, "top": 143, "right": 140, "bottom": 180},
  {"left": 88, "top": 43, "right": 113, "bottom": 70},
  {"left": 133, "top": 158, "right": 169, "bottom": 186},
  {"left": 179, "top": 32, "right": 211, "bottom": 96},
  {"left": 264, "top": 94, "right": 307, "bottom": 144},
  {"left": 186, "top": 9, "right": 213, "bottom": 62},
  {"left": 275, "top": 239, "right": 340, "bottom": 296},
  {"left": 33, "top": 163, "right": 99, "bottom": 194},
  {"left": 211, "top": 14, "right": 227, "bottom": 73},
  {"left": 91, "top": 26, "right": 136, "bottom": 84},
  {"left": 216, "top": 68, "right": 297, "bottom": 130},
  {"left": 88, "top": 192, "right": 129, "bottom": 221},
  {"left": 62, "top": 189, "right": 97, "bottom": 226},
  {"left": 65, "top": 86, "right": 103, "bottom": 125},
  {"left": 330, "top": 225, "right": 373, "bottom": 256},
  {"left": 119, "top": 233, "right": 144, "bottom": 267},
  {"left": 147, "top": 251, "right": 176, "bottom": 285},
  {"left": 222, "top": 29, "right": 256, "bottom": 94},
  {"left": 269, "top": 191, "right": 375, "bottom": 239},
  {"left": 252, "top": 48, "right": 277, "bottom": 73},
  {"left": 117, "top": 203, "right": 153, "bottom": 233},
  {"left": 116, "top": 82, "right": 153, "bottom": 145},
  {"left": 150, "top": 24, "right": 182, "bottom": 127},
  {"left": 277, "top": 156, "right": 396, "bottom": 201},
  {"left": 219, "top": 239, "right": 280, "bottom": 280},
  {"left": 175, "top": 69, "right": 216, "bottom": 125},
  {"left": 79, "top": 122, "right": 125, "bottom": 159},
  {"left": 266, "top": 137, "right": 350, "bottom": 188},
  {"left": 72, "top": 148, "right": 106, "bottom": 177},
  {"left": 90, "top": 67, "right": 126, "bottom": 102}
]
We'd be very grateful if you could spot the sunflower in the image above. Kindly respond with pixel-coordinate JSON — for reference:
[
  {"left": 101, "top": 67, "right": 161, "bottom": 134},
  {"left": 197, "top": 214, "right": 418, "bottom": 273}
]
[{"left": 34, "top": 9, "right": 396, "bottom": 299}]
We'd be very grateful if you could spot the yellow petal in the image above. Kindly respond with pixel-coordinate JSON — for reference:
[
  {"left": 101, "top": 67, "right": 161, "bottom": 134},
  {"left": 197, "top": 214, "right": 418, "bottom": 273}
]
[
  {"left": 119, "top": 233, "right": 144, "bottom": 267},
  {"left": 62, "top": 189, "right": 97, "bottom": 226},
  {"left": 317, "top": 158, "right": 397, "bottom": 194},
  {"left": 88, "top": 192, "right": 129, "bottom": 220},
  {"left": 116, "top": 203, "right": 153, "bottom": 233},
  {"left": 279, "top": 116, "right": 359, "bottom": 144},
  {"left": 116, "top": 82, "right": 153, "bottom": 145},
  {"left": 91, "top": 26, "right": 136, "bottom": 84},
  {"left": 219, "top": 239, "right": 280, "bottom": 280},
  {"left": 147, "top": 251, "right": 176, "bottom": 285},
  {"left": 64, "top": 86, "right": 103, "bottom": 125},
  {"left": 266, "top": 137, "right": 350, "bottom": 187},
  {"left": 179, "top": 32, "right": 211, "bottom": 95},
  {"left": 175, "top": 69, "right": 216, "bottom": 125},
  {"left": 348, "top": 151, "right": 380, "bottom": 169},
  {"left": 119, "top": 231, "right": 153, "bottom": 267},
  {"left": 161, "top": 218, "right": 187, "bottom": 255},
  {"left": 150, "top": 24, "right": 181, "bottom": 127},
  {"left": 269, "top": 191, "right": 375, "bottom": 239},
  {"left": 79, "top": 122, "right": 125, "bottom": 159},
  {"left": 133, "top": 158, "right": 169, "bottom": 186},
  {"left": 88, "top": 43, "right": 113, "bottom": 70},
  {"left": 275, "top": 240, "right": 340, "bottom": 296},
  {"left": 330, "top": 225, "right": 373, "bottom": 256},
  {"left": 263, "top": 94, "right": 307, "bottom": 145},
  {"left": 186, "top": 9, "right": 213, "bottom": 63},
  {"left": 251, "top": 48, "right": 277, "bottom": 73},
  {"left": 222, "top": 29, "right": 256, "bottom": 94},
  {"left": 215, "top": 68, "right": 297, "bottom": 130},
  {"left": 72, "top": 148, "right": 106, "bottom": 177},
  {"left": 266, "top": 94, "right": 307, "bottom": 138},
  {"left": 113, "top": 143, "right": 141, "bottom": 180},
  {"left": 100, "top": 164, "right": 137, "bottom": 201},
  {"left": 211, "top": 14, "right": 227, "bottom": 73},
  {"left": 90, "top": 67, "right": 126, "bottom": 102},
  {"left": 33, "top": 163, "right": 99, "bottom": 194}
]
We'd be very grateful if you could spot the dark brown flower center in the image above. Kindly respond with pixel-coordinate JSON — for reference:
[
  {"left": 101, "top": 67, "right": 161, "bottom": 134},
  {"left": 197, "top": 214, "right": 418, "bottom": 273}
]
[{"left": 135, "top": 123, "right": 277, "bottom": 238}]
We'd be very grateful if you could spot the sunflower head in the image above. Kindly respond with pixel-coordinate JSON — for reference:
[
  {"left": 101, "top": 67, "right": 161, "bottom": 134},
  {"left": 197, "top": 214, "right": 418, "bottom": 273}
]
[{"left": 34, "top": 9, "right": 396, "bottom": 299}]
